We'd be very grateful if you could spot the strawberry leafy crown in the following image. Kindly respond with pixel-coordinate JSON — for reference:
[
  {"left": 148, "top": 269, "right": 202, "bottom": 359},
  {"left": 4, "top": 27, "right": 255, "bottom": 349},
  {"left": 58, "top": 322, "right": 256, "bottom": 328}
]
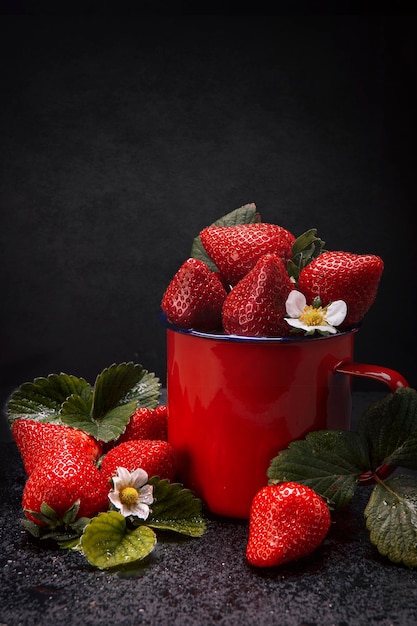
[
  {"left": 190, "top": 202, "right": 325, "bottom": 282},
  {"left": 7, "top": 362, "right": 161, "bottom": 443}
]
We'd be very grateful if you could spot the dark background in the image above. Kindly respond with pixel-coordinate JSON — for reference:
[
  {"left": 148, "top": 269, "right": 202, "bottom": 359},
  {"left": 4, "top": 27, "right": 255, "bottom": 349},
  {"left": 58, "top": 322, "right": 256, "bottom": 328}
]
[{"left": 1, "top": 6, "right": 416, "bottom": 440}]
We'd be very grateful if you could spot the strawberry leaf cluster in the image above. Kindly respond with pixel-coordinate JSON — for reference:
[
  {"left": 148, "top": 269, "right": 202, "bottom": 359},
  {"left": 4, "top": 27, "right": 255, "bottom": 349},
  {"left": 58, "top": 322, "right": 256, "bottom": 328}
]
[
  {"left": 7, "top": 362, "right": 161, "bottom": 443},
  {"left": 74, "top": 478, "right": 207, "bottom": 570},
  {"left": 7, "top": 363, "right": 208, "bottom": 571},
  {"left": 19, "top": 473, "right": 207, "bottom": 570},
  {"left": 267, "top": 387, "right": 417, "bottom": 567}
]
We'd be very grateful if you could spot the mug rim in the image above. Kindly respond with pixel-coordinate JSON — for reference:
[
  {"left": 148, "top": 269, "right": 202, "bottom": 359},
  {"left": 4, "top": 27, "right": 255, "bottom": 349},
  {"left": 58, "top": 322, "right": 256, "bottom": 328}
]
[{"left": 159, "top": 313, "right": 359, "bottom": 344}]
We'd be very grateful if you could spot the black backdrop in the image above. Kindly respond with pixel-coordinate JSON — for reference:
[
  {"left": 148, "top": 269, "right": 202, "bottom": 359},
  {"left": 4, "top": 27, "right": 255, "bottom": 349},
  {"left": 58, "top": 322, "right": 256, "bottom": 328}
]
[{"left": 1, "top": 10, "right": 416, "bottom": 440}]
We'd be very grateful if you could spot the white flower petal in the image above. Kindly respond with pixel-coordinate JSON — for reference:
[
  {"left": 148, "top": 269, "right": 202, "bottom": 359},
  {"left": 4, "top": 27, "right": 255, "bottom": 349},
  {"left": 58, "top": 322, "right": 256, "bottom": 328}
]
[
  {"left": 118, "top": 503, "right": 135, "bottom": 517},
  {"left": 111, "top": 477, "right": 123, "bottom": 491},
  {"left": 130, "top": 502, "right": 151, "bottom": 520},
  {"left": 285, "top": 317, "right": 309, "bottom": 330},
  {"left": 114, "top": 466, "right": 132, "bottom": 486},
  {"left": 108, "top": 466, "right": 153, "bottom": 519},
  {"left": 130, "top": 468, "right": 149, "bottom": 489},
  {"left": 139, "top": 484, "right": 154, "bottom": 505},
  {"left": 285, "top": 290, "right": 306, "bottom": 317},
  {"left": 326, "top": 300, "right": 347, "bottom": 327},
  {"left": 108, "top": 491, "right": 122, "bottom": 509},
  {"left": 314, "top": 324, "right": 338, "bottom": 334}
]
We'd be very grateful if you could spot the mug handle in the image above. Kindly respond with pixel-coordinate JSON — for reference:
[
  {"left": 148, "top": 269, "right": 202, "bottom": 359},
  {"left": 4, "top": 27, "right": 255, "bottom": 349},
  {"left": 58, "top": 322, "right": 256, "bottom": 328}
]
[
  {"left": 335, "top": 361, "right": 409, "bottom": 393},
  {"left": 334, "top": 360, "right": 409, "bottom": 484}
]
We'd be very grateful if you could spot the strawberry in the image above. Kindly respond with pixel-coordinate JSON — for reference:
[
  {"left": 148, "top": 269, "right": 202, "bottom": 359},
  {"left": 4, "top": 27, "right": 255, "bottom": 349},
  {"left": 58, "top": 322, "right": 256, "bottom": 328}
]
[
  {"left": 222, "top": 253, "right": 295, "bottom": 337},
  {"left": 161, "top": 258, "right": 227, "bottom": 331},
  {"left": 12, "top": 418, "right": 102, "bottom": 476},
  {"left": 200, "top": 223, "right": 295, "bottom": 286},
  {"left": 153, "top": 404, "right": 168, "bottom": 422},
  {"left": 246, "top": 482, "right": 331, "bottom": 568},
  {"left": 297, "top": 251, "right": 384, "bottom": 328},
  {"left": 100, "top": 440, "right": 176, "bottom": 484},
  {"left": 112, "top": 406, "right": 168, "bottom": 446},
  {"left": 22, "top": 444, "right": 109, "bottom": 525}
]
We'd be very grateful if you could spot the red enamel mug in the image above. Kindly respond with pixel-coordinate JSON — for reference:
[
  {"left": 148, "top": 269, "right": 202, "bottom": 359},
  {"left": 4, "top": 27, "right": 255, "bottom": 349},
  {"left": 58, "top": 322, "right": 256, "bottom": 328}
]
[{"left": 162, "top": 315, "right": 408, "bottom": 518}]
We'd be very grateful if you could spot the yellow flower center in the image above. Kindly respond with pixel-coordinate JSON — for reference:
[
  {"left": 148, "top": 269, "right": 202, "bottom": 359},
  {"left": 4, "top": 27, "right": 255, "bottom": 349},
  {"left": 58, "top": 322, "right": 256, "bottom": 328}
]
[
  {"left": 120, "top": 486, "right": 139, "bottom": 506},
  {"left": 299, "top": 305, "right": 326, "bottom": 327}
]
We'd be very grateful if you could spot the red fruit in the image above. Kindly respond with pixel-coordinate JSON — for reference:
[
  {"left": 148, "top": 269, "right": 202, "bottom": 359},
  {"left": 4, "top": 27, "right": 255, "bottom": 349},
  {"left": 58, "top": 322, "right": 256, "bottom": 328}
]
[
  {"left": 153, "top": 404, "right": 168, "bottom": 421},
  {"left": 297, "top": 251, "right": 384, "bottom": 328},
  {"left": 12, "top": 418, "right": 102, "bottom": 476},
  {"left": 22, "top": 444, "right": 109, "bottom": 525},
  {"left": 100, "top": 440, "right": 176, "bottom": 484},
  {"left": 161, "top": 258, "right": 227, "bottom": 331},
  {"left": 200, "top": 223, "right": 295, "bottom": 286},
  {"left": 115, "top": 406, "right": 168, "bottom": 445},
  {"left": 246, "top": 482, "right": 331, "bottom": 568},
  {"left": 222, "top": 254, "right": 295, "bottom": 337}
]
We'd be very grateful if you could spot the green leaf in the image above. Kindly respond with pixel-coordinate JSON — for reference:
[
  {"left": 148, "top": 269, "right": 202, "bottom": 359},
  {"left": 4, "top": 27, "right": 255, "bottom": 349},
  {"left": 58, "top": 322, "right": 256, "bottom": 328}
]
[
  {"left": 287, "top": 228, "right": 326, "bottom": 281},
  {"left": 6, "top": 373, "right": 92, "bottom": 425},
  {"left": 91, "top": 362, "right": 145, "bottom": 420},
  {"left": 122, "top": 368, "right": 161, "bottom": 409},
  {"left": 190, "top": 202, "right": 260, "bottom": 270},
  {"left": 365, "top": 474, "right": 417, "bottom": 568},
  {"left": 145, "top": 477, "right": 207, "bottom": 537},
  {"left": 60, "top": 396, "right": 137, "bottom": 442},
  {"left": 60, "top": 363, "right": 160, "bottom": 442},
  {"left": 59, "top": 391, "right": 93, "bottom": 424},
  {"left": 358, "top": 388, "right": 417, "bottom": 470},
  {"left": 7, "top": 362, "right": 160, "bottom": 442},
  {"left": 267, "top": 430, "right": 370, "bottom": 510},
  {"left": 81, "top": 511, "right": 157, "bottom": 569}
]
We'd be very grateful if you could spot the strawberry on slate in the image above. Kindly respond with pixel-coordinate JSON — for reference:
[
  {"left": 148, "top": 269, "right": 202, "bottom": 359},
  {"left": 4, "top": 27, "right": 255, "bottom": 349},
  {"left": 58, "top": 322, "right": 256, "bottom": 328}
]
[
  {"left": 110, "top": 406, "right": 168, "bottom": 447},
  {"left": 100, "top": 440, "right": 176, "bottom": 484},
  {"left": 126, "top": 405, "right": 168, "bottom": 442},
  {"left": 22, "top": 444, "right": 109, "bottom": 525},
  {"left": 200, "top": 222, "right": 295, "bottom": 286},
  {"left": 297, "top": 250, "right": 384, "bottom": 328},
  {"left": 222, "top": 253, "right": 295, "bottom": 337},
  {"left": 161, "top": 258, "right": 227, "bottom": 331},
  {"left": 246, "top": 482, "right": 331, "bottom": 568},
  {"left": 12, "top": 418, "right": 102, "bottom": 476}
]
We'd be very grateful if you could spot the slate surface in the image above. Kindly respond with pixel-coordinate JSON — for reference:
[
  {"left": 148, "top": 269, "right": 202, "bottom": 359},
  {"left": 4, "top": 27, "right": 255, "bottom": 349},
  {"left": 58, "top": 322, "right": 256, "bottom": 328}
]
[{"left": 1, "top": 392, "right": 417, "bottom": 626}]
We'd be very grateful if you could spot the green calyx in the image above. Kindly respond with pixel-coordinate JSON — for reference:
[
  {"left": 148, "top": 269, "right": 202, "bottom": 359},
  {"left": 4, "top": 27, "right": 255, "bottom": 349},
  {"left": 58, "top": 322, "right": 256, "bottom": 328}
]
[
  {"left": 287, "top": 228, "right": 326, "bottom": 282},
  {"left": 23, "top": 500, "right": 90, "bottom": 543}
]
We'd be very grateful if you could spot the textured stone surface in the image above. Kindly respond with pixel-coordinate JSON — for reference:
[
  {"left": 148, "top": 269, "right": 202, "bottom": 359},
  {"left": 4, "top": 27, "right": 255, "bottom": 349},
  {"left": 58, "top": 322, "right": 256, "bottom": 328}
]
[{"left": 2, "top": 393, "right": 417, "bottom": 625}]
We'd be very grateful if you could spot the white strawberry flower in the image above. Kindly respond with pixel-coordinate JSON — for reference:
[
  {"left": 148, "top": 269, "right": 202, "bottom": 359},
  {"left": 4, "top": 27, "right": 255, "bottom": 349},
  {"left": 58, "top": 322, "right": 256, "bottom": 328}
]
[
  {"left": 108, "top": 467, "right": 154, "bottom": 519},
  {"left": 285, "top": 290, "right": 347, "bottom": 335}
]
